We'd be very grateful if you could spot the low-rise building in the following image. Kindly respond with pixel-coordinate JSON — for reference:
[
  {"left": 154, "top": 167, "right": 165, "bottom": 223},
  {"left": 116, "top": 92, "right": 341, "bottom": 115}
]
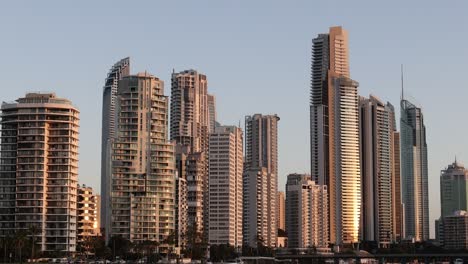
[
  {"left": 77, "top": 185, "right": 100, "bottom": 242},
  {"left": 441, "top": 210, "right": 468, "bottom": 250},
  {"left": 285, "top": 173, "right": 328, "bottom": 249}
]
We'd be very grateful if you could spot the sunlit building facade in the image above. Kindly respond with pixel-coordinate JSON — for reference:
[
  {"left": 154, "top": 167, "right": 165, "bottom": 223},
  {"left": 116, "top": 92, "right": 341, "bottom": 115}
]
[
  {"left": 310, "top": 26, "right": 361, "bottom": 246},
  {"left": 174, "top": 147, "right": 188, "bottom": 250},
  {"left": 170, "top": 70, "right": 209, "bottom": 235},
  {"left": 77, "top": 185, "right": 100, "bottom": 242},
  {"left": 285, "top": 173, "right": 328, "bottom": 249},
  {"left": 277, "top": 191, "right": 285, "bottom": 231},
  {"left": 243, "top": 114, "right": 279, "bottom": 248},
  {"left": 101, "top": 57, "right": 130, "bottom": 238},
  {"left": 207, "top": 94, "right": 217, "bottom": 133},
  {"left": 110, "top": 72, "right": 175, "bottom": 246},
  {"left": 208, "top": 126, "right": 243, "bottom": 247},
  {"left": 0, "top": 93, "right": 79, "bottom": 252},
  {"left": 359, "top": 95, "right": 395, "bottom": 247}
]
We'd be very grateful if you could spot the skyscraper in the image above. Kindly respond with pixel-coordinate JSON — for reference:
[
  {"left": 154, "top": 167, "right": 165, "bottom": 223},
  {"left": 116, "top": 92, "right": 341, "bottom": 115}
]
[
  {"left": 400, "top": 96, "right": 429, "bottom": 241},
  {"left": 208, "top": 125, "right": 243, "bottom": 247},
  {"left": 310, "top": 26, "right": 361, "bottom": 245},
  {"left": 440, "top": 160, "right": 468, "bottom": 217},
  {"left": 243, "top": 114, "right": 279, "bottom": 248},
  {"left": 277, "top": 191, "right": 285, "bottom": 231},
  {"left": 110, "top": 72, "right": 175, "bottom": 247},
  {"left": 0, "top": 93, "right": 79, "bottom": 252},
  {"left": 207, "top": 94, "right": 217, "bottom": 133},
  {"left": 359, "top": 95, "right": 395, "bottom": 247},
  {"left": 285, "top": 173, "right": 328, "bottom": 249},
  {"left": 392, "top": 132, "right": 403, "bottom": 240},
  {"left": 170, "top": 69, "right": 209, "bottom": 235},
  {"left": 101, "top": 57, "right": 130, "bottom": 236},
  {"left": 170, "top": 69, "right": 209, "bottom": 153}
]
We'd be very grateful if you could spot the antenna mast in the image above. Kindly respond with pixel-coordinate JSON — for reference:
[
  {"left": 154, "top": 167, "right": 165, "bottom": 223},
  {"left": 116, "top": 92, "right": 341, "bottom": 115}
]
[{"left": 401, "top": 64, "right": 404, "bottom": 100}]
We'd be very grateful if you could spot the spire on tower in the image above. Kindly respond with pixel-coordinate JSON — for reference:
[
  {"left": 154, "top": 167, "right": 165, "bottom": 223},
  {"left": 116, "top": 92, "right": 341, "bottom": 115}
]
[{"left": 401, "top": 64, "right": 404, "bottom": 101}]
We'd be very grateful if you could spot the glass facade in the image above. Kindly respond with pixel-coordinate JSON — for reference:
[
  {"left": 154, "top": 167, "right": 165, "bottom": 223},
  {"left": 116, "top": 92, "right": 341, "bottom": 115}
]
[{"left": 400, "top": 99, "right": 429, "bottom": 241}]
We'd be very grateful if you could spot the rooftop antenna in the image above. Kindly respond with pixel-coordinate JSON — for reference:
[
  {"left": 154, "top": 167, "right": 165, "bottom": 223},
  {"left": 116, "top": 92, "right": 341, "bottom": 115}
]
[{"left": 401, "top": 64, "right": 404, "bottom": 101}]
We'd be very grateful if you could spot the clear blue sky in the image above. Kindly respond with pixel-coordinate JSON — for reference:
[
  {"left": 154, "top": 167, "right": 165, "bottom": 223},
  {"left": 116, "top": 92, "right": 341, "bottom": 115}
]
[{"left": 1, "top": 1, "right": 467, "bottom": 238}]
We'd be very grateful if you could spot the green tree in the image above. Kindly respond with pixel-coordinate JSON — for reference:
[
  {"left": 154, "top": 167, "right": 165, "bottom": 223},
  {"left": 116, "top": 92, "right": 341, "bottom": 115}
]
[
  {"left": 133, "top": 240, "right": 159, "bottom": 262},
  {"left": 255, "top": 235, "right": 273, "bottom": 256},
  {"left": 93, "top": 237, "right": 111, "bottom": 259},
  {"left": 14, "top": 229, "right": 28, "bottom": 263},
  {"left": 163, "top": 231, "right": 176, "bottom": 259},
  {"left": 108, "top": 235, "right": 131, "bottom": 260},
  {"left": 0, "top": 235, "right": 13, "bottom": 263},
  {"left": 184, "top": 226, "right": 207, "bottom": 259},
  {"left": 28, "top": 224, "right": 41, "bottom": 260},
  {"left": 209, "top": 244, "right": 237, "bottom": 262}
]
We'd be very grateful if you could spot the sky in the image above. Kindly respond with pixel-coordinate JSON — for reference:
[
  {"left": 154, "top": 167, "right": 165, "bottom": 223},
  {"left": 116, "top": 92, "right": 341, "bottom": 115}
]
[{"left": 1, "top": 1, "right": 467, "bottom": 238}]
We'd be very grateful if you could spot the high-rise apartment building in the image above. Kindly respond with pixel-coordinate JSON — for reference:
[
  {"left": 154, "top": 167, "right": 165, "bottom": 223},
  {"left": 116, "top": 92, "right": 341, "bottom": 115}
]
[
  {"left": 186, "top": 152, "right": 206, "bottom": 234},
  {"left": 285, "top": 173, "right": 328, "bottom": 249},
  {"left": 359, "top": 95, "right": 395, "bottom": 247},
  {"left": 243, "top": 114, "right": 279, "bottom": 248},
  {"left": 110, "top": 72, "right": 175, "bottom": 247},
  {"left": 170, "top": 69, "right": 209, "bottom": 153},
  {"left": 392, "top": 132, "right": 403, "bottom": 240},
  {"left": 101, "top": 57, "right": 130, "bottom": 236},
  {"left": 174, "top": 146, "right": 188, "bottom": 251},
  {"left": 277, "top": 191, "right": 285, "bottom": 231},
  {"left": 310, "top": 26, "right": 361, "bottom": 246},
  {"left": 207, "top": 94, "right": 217, "bottom": 133},
  {"left": 175, "top": 177, "right": 187, "bottom": 251},
  {"left": 0, "top": 93, "right": 79, "bottom": 252},
  {"left": 440, "top": 160, "right": 468, "bottom": 217},
  {"left": 170, "top": 70, "right": 210, "bottom": 236},
  {"left": 77, "top": 185, "right": 100, "bottom": 243},
  {"left": 208, "top": 126, "right": 243, "bottom": 247},
  {"left": 400, "top": 96, "right": 429, "bottom": 241},
  {"left": 243, "top": 167, "right": 269, "bottom": 248}
]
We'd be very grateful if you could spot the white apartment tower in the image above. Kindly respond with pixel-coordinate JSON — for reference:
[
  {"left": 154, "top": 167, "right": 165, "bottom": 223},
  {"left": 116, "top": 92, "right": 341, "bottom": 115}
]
[
  {"left": 101, "top": 57, "right": 130, "bottom": 236},
  {"left": 285, "top": 173, "right": 328, "bottom": 249},
  {"left": 110, "top": 72, "right": 175, "bottom": 247},
  {"left": 170, "top": 70, "right": 210, "bottom": 235},
  {"left": 0, "top": 93, "right": 79, "bottom": 252},
  {"left": 243, "top": 114, "right": 279, "bottom": 248},
  {"left": 208, "top": 126, "right": 243, "bottom": 247},
  {"left": 359, "top": 95, "right": 395, "bottom": 247},
  {"left": 170, "top": 69, "right": 209, "bottom": 153}
]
